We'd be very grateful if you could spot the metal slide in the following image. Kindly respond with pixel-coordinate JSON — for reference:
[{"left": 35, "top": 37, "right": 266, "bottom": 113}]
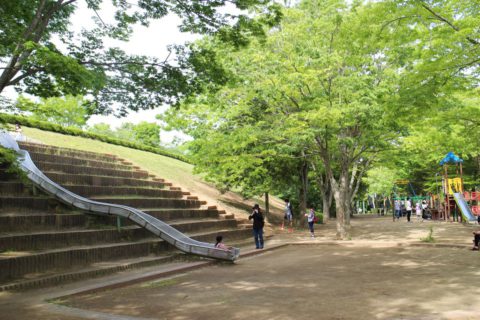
[
  {"left": 453, "top": 193, "right": 477, "bottom": 223},
  {"left": 0, "top": 131, "right": 240, "bottom": 261}
]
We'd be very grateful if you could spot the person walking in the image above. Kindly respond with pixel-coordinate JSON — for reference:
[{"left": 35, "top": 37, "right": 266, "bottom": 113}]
[
  {"left": 249, "top": 204, "right": 265, "bottom": 249},
  {"left": 406, "top": 198, "right": 412, "bottom": 222},
  {"left": 305, "top": 207, "right": 315, "bottom": 238}
]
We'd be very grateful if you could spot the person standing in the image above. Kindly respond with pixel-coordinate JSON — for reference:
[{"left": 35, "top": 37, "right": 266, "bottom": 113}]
[
  {"left": 405, "top": 198, "right": 412, "bottom": 222},
  {"left": 421, "top": 200, "right": 429, "bottom": 221},
  {"left": 249, "top": 204, "right": 265, "bottom": 249},
  {"left": 472, "top": 231, "right": 480, "bottom": 251},
  {"left": 283, "top": 199, "right": 293, "bottom": 232},
  {"left": 415, "top": 202, "right": 422, "bottom": 220},
  {"left": 304, "top": 207, "right": 315, "bottom": 238},
  {"left": 394, "top": 200, "right": 401, "bottom": 221}
]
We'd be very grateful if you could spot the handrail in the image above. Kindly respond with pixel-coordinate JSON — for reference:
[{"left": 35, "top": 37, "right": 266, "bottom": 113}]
[{"left": 0, "top": 131, "right": 240, "bottom": 261}]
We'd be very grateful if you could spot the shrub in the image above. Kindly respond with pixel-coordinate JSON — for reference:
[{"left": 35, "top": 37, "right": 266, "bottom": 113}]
[
  {"left": 315, "top": 212, "right": 324, "bottom": 224},
  {"left": 420, "top": 226, "right": 435, "bottom": 243},
  {"left": 0, "top": 147, "right": 27, "bottom": 181}
]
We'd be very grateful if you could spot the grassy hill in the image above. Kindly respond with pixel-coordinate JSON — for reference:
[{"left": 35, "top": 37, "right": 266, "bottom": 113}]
[{"left": 19, "top": 127, "right": 284, "bottom": 222}]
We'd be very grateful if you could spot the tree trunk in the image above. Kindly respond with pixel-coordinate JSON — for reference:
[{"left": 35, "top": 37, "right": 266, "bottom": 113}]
[
  {"left": 311, "top": 161, "right": 332, "bottom": 222},
  {"left": 265, "top": 192, "right": 269, "bottom": 220},
  {"left": 322, "top": 187, "right": 333, "bottom": 222},
  {"left": 330, "top": 164, "right": 351, "bottom": 239},
  {"left": 315, "top": 136, "right": 352, "bottom": 239},
  {"left": 298, "top": 160, "right": 308, "bottom": 226}
]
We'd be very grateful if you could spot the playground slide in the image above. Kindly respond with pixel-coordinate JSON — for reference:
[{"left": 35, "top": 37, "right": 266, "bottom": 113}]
[
  {"left": 453, "top": 193, "right": 477, "bottom": 223},
  {"left": 0, "top": 131, "right": 240, "bottom": 261}
]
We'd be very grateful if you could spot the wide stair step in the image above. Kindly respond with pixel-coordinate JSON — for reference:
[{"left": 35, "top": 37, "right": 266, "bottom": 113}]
[
  {"left": 0, "top": 228, "right": 252, "bottom": 286},
  {"left": 0, "top": 181, "right": 33, "bottom": 196},
  {"left": 0, "top": 208, "right": 224, "bottom": 232},
  {"left": 27, "top": 152, "right": 133, "bottom": 170},
  {"left": 19, "top": 142, "right": 119, "bottom": 162},
  {"left": 64, "top": 185, "right": 182, "bottom": 198},
  {"left": 0, "top": 219, "right": 238, "bottom": 251},
  {"left": 0, "top": 196, "right": 64, "bottom": 212},
  {"left": 0, "top": 254, "right": 184, "bottom": 292},
  {"left": 89, "top": 196, "right": 206, "bottom": 208},
  {"left": 41, "top": 173, "right": 165, "bottom": 188},
  {"left": 36, "top": 161, "right": 150, "bottom": 179}
]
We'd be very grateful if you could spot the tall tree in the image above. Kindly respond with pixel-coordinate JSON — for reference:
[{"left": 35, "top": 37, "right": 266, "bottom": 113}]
[
  {"left": 0, "top": 0, "right": 281, "bottom": 115},
  {"left": 166, "top": 0, "right": 404, "bottom": 238}
]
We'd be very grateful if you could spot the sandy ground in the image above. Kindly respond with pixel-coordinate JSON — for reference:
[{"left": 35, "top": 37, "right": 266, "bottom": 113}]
[
  {"left": 2, "top": 216, "right": 480, "bottom": 320},
  {"left": 64, "top": 245, "right": 480, "bottom": 320}
]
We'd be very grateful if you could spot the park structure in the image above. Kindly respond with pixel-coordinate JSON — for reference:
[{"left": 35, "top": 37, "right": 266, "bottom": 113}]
[{"left": 440, "top": 152, "right": 479, "bottom": 223}]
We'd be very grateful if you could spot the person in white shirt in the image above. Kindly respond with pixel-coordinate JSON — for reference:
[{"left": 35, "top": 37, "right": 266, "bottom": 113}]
[
  {"left": 406, "top": 198, "right": 412, "bottom": 222},
  {"left": 304, "top": 207, "right": 316, "bottom": 238}
]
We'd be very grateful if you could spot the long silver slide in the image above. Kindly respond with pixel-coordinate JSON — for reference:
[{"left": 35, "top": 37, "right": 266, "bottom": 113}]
[{"left": 0, "top": 131, "right": 240, "bottom": 261}]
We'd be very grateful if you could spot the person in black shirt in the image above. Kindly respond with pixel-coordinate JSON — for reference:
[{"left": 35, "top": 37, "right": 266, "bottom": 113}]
[
  {"left": 249, "top": 204, "right": 265, "bottom": 249},
  {"left": 472, "top": 231, "right": 480, "bottom": 251}
]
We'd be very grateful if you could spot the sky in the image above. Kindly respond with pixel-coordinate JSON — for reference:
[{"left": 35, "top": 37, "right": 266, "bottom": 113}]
[
  {"left": 2, "top": 1, "right": 200, "bottom": 144},
  {"left": 71, "top": 1, "right": 200, "bottom": 144}
]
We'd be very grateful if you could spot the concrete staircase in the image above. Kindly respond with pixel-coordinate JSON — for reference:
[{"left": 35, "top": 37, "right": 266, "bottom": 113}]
[{"left": 0, "top": 142, "right": 250, "bottom": 291}]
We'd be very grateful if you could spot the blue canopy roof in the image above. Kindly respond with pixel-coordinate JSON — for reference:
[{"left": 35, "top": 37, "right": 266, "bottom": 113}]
[{"left": 439, "top": 152, "right": 463, "bottom": 165}]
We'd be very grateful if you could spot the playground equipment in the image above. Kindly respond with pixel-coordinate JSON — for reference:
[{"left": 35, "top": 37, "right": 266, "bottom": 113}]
[
  {"left": 452, "top": 193, "right": 476, "bottom": 222},
  {"left": 0, "top": 131, "right": 240, "bottom": 261},
  {"left": 394, "top": 179, "right": 418, "bottom": 197},
  {"left": 440, "top": 152, "right": 477, "bottom": 223}
]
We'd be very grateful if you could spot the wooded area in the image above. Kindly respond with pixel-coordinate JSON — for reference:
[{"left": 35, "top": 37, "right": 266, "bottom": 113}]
[{"left": 2, "top": 0, "right": 480, "bottom": 238}]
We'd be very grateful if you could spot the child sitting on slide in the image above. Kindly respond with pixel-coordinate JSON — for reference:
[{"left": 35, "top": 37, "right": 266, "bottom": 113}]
[{"left": 214, "top": 235, "right": 233, "bottom": 251}]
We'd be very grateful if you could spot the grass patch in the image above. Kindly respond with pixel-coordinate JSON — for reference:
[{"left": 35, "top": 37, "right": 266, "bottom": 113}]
[
  {"left": 420, "top": 226, "right": 435, "bottom": 243},
  {"left": 22, "top": 127, "right": 196, "bottom": 188},
  {"left": 141, "top": 277, "right": 180, "bottom": 288},
  {"left": 46, "top": 298, "right": 70, "bottom": 306},
  {"left": 0, "top": 249, "right": 16, "bottom": 254}
]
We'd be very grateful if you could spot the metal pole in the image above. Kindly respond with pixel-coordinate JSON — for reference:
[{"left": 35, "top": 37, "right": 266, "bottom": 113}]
[{"left": 445, "top": 164, "right": 450, "bottom": 221}]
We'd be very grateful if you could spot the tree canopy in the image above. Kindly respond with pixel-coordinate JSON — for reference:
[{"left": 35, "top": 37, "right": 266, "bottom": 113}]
[
  {"left": 164, "top": 0, "right": 480, "bottom": 238},
  {"left": 0, "top": 0, "right": 282, "bottom": 115}
]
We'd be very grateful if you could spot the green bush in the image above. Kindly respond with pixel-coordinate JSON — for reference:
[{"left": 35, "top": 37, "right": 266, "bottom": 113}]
[
  {"left": 0, "top": 147, "right": 27, "bottom": 181},
  {"left": 315, "top": 212, "right": 324, "bottom": 224},
  {"left": 0, "top": 113, "right": 191, "bottom": 163}
]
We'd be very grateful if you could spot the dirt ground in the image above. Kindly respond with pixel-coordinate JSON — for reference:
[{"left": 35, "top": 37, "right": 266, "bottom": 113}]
[{"left": 2, "top": 216, "right": 480, "bottom": 320}]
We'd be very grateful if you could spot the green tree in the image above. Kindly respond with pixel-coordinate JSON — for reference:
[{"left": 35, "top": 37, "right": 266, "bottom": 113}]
[
  {"left": 0, "top": 0, "right": 282, "bottom": 115},
  {"left": 87, "top": 122, "right": 114, "bottom": 136},
  {"left": 114, "top": 122, "right": 136, "bottom": 142},
  {"left": 166, "top": 0, "right": 409, "bottom": 238},
  {"left": 15, "top": 94, "right": 90, "bottom": 127},
  {"left": 132, "top": 121, "right": 160, "bottom": 147}
]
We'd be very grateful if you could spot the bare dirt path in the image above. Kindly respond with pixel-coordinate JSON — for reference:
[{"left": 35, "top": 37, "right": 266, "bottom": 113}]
[
  {"left": 65, "top": 244, "right": 480, "bottom": 320},
  {"left": 2, "top": 216, "right": 480, "bottom": 320}
]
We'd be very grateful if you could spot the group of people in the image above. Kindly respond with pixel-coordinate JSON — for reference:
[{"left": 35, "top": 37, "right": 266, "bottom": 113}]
[
  {"left": 215, "top": 200, "right": 480, "bottom": 253},
  {"left": 216, "top": 200, "right": 317, "bottom": 252},
  {"left": 394, "top": 198, "right": 430, "bottom": 222}
]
